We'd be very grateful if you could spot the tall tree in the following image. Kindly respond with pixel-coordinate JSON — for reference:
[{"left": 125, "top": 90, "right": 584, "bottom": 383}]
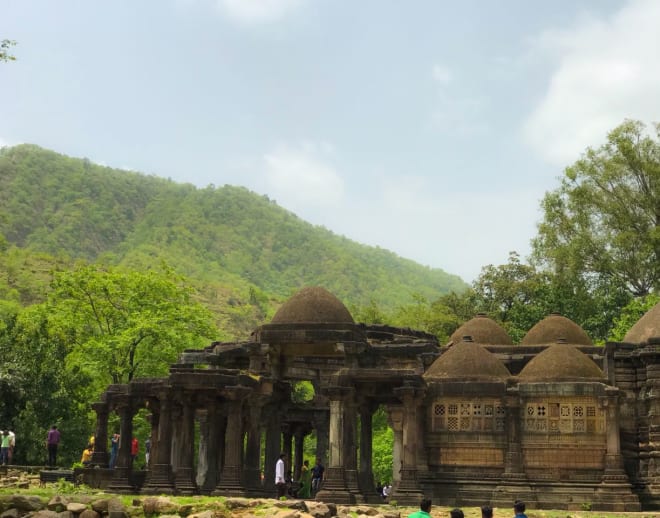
[
  {"left": 46, "top": 264, "right": 217, "bottom": 391},
  {"left": 533, "top": 120, "right": 660, "bottom": 297}
]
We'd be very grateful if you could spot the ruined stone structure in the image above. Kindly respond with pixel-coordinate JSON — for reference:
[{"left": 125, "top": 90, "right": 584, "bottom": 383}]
[{"left": 89, "top": 286, "right": 660, "bottom": 511}]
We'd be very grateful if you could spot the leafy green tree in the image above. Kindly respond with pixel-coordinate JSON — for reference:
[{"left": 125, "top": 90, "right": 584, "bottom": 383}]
[
  {"left": 0, "top": 304, "right": 90, "bottom": 465},
  {"left": 609, "top": 294, "right": 660, "bottom": 341},
  {"left": 46, "top": 264, "right": 218, "bottom": 391},
  {"left": 533, "top": 120, "right": 660, "bottom": 297}
]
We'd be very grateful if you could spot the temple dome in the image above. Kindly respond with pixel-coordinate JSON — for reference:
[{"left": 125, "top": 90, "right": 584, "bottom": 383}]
[
  {"left": 520, "top": 313, "right": 592, "bottom": 346},
  {"left": 424, "top": 339, "right": 510, "bottom": 381},
  {"left": 518, "top": 343, "right": 605, "bottom": 382},
  {"left": 448, "top": 313, "right": 513, "bottom": 345},
  {"left": 623, "top": 301, "right": 660, "bottom": 344},
  {"left": 271, "top": 286, "right": 355, "bottom": 324}
]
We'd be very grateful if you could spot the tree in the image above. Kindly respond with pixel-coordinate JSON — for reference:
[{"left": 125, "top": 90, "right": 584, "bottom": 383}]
[
  {"left": 46, "top": 264, "right": 218, "bottom": 392},
  {"left": 533, "top": 120, "right": 660, "bottom": 297},
  {"left": 0, "top": 40, "right": 16, "bottom": 62},
  {"left": 609, "top": 293, "right": 660, "bottom": 341}
]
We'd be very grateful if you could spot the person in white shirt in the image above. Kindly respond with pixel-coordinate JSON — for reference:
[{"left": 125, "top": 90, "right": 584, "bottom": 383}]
[{"left": 275, "top": 453, "right": 286, "bottom": 498}]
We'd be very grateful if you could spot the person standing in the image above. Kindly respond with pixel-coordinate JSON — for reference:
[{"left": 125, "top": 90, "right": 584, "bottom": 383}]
[
  {"left": 0, "top": 431, "right": 10, "bottom": 465},
  {"left": 46, "top": 425, "right": 60, "bottom": 467},
  {"left": 8, "top": 431, "right": 15, "bottom": 464},
  {"left": 130, "top": 437, "right": 139, "bottom": 467},
  {"left": 109, "top": 432, "right": 120, "bottom": 468},
  {"left": 513, "top": 500, "right": 528, "bottom": 518},
  {"left": 275, "top": 453, "right": 286, "bottom": 498},
  {"left": 311, "top": 457, "right": 324, "bottom": 493},
  {"left": 407, "top": 498, "right": 432, "bottom": 518},
  {"left": 481, "top": 505, "right": 493, "bottom": 518}
]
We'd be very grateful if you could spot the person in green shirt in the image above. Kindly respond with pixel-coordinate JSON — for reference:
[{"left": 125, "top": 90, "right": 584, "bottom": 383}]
[
  {"left": 408, "top": 498, "right": 432, "bottom": 518},
  {"left": 0, "top": 431, "right": 10, "bottom": 465}
]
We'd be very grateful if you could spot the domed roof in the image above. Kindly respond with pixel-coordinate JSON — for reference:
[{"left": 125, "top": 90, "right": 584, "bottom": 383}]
[
  {"left": 424, "top": 339, "right": 510, "bottom": 381},
  {"left": 448, "top": 313, "right": 513, "bottom": 345},
  {"left": 271, "top": 286, "right": 354, "bottom": 324},
  {"left": 623, "top": 301, "right": 660, "bottom": 343},
  {"left": 518, "top": 343, "right": 605, "bottom": 382},
  {"left": 520, "top": 313, "right": 592, "bottom": 346}
]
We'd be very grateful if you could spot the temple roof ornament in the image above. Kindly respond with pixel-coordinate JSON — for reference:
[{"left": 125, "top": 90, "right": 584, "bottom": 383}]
[
  {"left": 520, "top": 313, "right": 592, "bottom": 346},
  {"left": 271, "top": 286, "right": 355, "bottom": 324},
  {"left": 447, "top": 312, "right": 512, "bottom": 346},
  {"left": 424, "top": 338, "right": 510, "bottom": 381},
  {"left": 624, "top": 301, "right": 660, "bottom": 344},
  {"left": 518, "top": 342, "right": 605, "bottom": 382}
]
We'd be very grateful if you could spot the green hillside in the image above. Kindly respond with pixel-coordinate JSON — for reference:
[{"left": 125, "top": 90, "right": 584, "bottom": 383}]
[{"left": 0, "top": 144, "right": 466, "bottom": 336}]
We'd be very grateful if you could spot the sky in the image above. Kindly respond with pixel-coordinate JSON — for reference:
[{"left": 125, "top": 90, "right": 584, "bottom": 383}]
[{"left": 2, "top": 0, "right": 660, "bottom": 283}]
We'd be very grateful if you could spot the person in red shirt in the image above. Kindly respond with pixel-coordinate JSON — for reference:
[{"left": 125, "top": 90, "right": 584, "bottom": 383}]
[{"left": 130, "top": 437, "right": 139, "bottom": 467}]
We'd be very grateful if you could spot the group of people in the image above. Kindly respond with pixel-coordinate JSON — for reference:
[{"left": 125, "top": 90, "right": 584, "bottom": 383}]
[
  {"left": 408, "top": 498, "right": 528, "bottom": 518},
  {"left": 0, "top": 430, "right": 15, "bottom": 465},
  {"left": 108, "top": 433, "right": 148, "bottom": 469},
  {"left": 275, "top": 454, "right": 325, "bottom": 499}
]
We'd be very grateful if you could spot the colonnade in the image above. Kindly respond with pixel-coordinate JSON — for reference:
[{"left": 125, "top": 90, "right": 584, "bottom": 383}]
[{"left": 90, "top": 383, "right": 421, "bottom": 502}]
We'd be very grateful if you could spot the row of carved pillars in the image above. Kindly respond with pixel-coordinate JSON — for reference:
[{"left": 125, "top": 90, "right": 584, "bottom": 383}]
[{"left": 90, "top": 388, "right": 330, "bottom": 496}]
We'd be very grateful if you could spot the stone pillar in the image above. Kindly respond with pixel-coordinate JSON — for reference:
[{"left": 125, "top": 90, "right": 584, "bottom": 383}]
[
  {"left": 142, "top": 407, "right": 160, "bottom": 488},
  {"left": 196, "top": 410, "right": 209, "bottom": 488},
  {"left": 148, "top": 410, "right": 159, "bottom": 469},
  {"left": 314, "top": 411, "right": 329, "bottom": 465},
  {"left": 109, "top": 397, "right": 134, "bottom": 492},
  {"left": 283, "top": 427, "right": 293, "bottom": 482},
  {"left": 174, "top": 396, "right": 197, "bottom": 494},
  {"left": 391, "top": 386, "right": 424, "bottom": 505},
  {"left": 316, "top": 387, "right": 354, "bottom": 504},
  {"left": 293, "top": 428, "right": 305, "bottom": 480},
  {"left": 201, "top": 401, "right": 223, "bottom": 492},
  {"left": 244, "top": 399, "right": 264, "bottom": 495},
  {"left": 503, "top": 388, "right": 525, "bottom": 478},
  {"left": 491, "top": 387, "right": 533, "bottom": 508},
  {"left": 343, "top": 396, "right": 361, "bottom": 500},
  {"left": 387, "top": 406, "right": 403, "bottom": 485},
  {"left": 358, "top": 401, "right": 376, "bottom": 501},
  {"left": 91, "top": 402, "right": 109, "bottom": 467},
  {"left": 264, "top": 411, "right": 282, "bottom": 495},
  {"left": 214, "top": 386, "right": 251, "bottom": 496},
  {"left": 143, "top": 391, "right": 174, "bottom": 493}
]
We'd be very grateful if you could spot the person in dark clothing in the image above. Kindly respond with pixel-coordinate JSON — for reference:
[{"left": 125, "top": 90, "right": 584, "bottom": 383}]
[
  {"left": 513, "top": 500, "right": 528, "bottom": 518},
  {"left": 311, "top": 457, "right": 324, "bottom": 493},
  {"left": 46, "top": 425, "right": 60, "bottom": 467}
]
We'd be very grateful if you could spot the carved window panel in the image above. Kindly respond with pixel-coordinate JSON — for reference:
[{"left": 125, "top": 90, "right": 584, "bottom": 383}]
[
  {"left": 524, "top": 398, "right": 605, "bottom": 436},
  {"left": 431, "top": 398, "right": 504, "bottom": 432}
]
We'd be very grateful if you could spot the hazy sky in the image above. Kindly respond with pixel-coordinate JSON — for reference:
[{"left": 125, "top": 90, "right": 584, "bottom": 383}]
[{"left": 2, "top": 0, "right": 659, "bottom": 282}]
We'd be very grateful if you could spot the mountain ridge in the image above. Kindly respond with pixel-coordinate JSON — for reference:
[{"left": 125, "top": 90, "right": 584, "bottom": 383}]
[{"left": 0, "top": 144, "right": 466, "bottom": 336}]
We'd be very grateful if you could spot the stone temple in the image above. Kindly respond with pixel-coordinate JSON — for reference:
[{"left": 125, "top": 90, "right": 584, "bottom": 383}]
[{"left": 87, "top": 286, "right": 660, "bottom": 511}]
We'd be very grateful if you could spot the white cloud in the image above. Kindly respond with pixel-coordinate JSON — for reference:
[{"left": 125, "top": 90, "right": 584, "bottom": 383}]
[
  {"left": 524, "top": 0, "right": 660, "bottom": 166},
  {"left": 262, "top": 142, "right": 344, "bottom": 211},
  {"left": 217, "top": 0, "right": 303, "bottom": 24}
]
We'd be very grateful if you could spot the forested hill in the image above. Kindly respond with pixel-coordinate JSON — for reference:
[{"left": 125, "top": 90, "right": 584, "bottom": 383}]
[{"left": 0, "top": 144, "right": 466, "bottom": 326}]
